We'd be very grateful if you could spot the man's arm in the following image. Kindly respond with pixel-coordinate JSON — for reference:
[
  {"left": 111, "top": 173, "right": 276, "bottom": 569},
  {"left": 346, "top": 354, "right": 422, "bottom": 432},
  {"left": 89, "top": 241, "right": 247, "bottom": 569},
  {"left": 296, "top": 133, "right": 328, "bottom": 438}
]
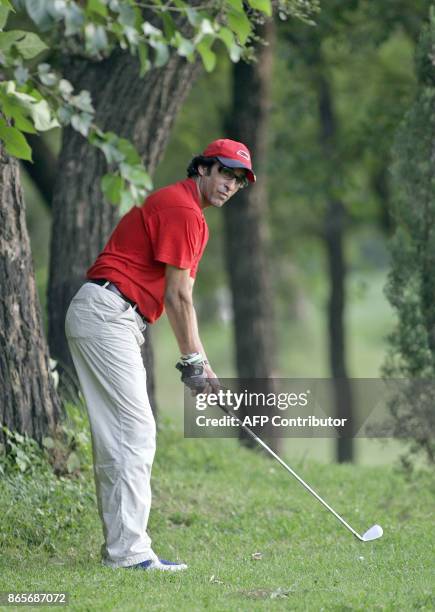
[
  {"left": 165, "top": 265, "right": 219, "bottom": 390},
  {"left": 164, "top": 265, "right": 198, "bottom": 355}
]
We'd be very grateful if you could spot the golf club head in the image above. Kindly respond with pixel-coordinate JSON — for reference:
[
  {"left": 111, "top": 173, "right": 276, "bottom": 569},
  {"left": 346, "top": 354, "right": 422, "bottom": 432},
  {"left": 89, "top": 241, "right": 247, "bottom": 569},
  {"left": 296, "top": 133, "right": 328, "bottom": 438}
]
[{"left": 362, "top": 524, "right": 383, "bottom": 542}]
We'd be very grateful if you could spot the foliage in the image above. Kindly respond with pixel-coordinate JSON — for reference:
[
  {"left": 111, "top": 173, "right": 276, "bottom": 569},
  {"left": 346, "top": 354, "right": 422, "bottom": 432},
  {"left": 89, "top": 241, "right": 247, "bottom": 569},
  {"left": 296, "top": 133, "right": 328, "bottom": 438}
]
[
  {"left": 383, "top": 6, "right": 435, "bottom": 464},
  {"left": 270, "top": 0, "right": 426, "bottom": 238},
  {"left": 0, "top": 0, "right": 318, "bottom": 213},
  {"left": 263, "top": 0, "right": 428, "bottom": 332},
  {"left": 0, "top": 427, "right": 50, "bottom": 475},
  {"left": 0, "top": 404, "right": 95, "bottom": 553},
  {"left": 0, "top": 403, "right": 92, "bottom": 477}
]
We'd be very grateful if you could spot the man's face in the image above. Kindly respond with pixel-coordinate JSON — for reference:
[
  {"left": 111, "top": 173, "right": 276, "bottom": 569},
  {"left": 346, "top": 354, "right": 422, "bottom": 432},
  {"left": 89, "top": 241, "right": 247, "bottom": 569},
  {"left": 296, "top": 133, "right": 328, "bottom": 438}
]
[{"left": 197, "top": 162, "right": 247, "bottom": 208}]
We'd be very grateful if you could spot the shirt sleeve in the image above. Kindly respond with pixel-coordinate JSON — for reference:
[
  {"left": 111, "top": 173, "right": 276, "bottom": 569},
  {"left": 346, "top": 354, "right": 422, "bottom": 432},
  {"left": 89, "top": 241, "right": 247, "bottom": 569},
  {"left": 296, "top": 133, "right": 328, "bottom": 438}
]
[{"left": 145, "top": 207, "right": 202, "bottom": 270}]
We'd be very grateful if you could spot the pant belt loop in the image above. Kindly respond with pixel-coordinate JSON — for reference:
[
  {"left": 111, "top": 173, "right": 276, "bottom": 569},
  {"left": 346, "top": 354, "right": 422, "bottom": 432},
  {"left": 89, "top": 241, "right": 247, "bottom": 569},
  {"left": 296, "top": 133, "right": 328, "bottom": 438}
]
[{"left": 103, "top": 281, "right": 110, "bottom": 288}]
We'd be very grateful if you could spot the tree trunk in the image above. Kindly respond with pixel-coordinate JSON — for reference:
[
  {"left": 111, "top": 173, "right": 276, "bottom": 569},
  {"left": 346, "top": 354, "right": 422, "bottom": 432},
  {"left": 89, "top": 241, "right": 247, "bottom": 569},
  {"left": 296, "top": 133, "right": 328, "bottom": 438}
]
[
  {"left": 47, "top": 49, "right": 201, "bottom": 414},
  {"left": 0, "top": 141, "right": 61, "bottom": 444},
  {"left": 316, "top": 70, "right": 354, "bottom": 463},
  {"left": 372, "top": 165, "right": 392, "bottom": 234},
  {"left": 223, "top": 19, "right": 278, "bottom": 450}
]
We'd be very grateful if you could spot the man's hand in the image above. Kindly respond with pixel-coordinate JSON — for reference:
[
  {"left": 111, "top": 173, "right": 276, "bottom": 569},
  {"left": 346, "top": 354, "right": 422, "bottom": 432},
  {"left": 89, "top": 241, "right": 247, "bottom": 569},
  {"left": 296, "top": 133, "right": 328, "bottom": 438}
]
[
  {"left": 204, "top": 364, "right": 220, "bottom": 394},
  {"left": 175, "top": 357, "right": 221, "bottom": 396},
  {"left": 176, "top": 361, "right": 207, "bottom": 393}
]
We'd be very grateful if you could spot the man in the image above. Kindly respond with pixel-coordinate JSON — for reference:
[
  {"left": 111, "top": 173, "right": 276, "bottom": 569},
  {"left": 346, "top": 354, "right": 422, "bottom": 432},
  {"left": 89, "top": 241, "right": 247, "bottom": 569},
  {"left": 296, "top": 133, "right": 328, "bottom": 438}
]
[{"left": 65, "top": 138, "right": 255, "bottom": 571}]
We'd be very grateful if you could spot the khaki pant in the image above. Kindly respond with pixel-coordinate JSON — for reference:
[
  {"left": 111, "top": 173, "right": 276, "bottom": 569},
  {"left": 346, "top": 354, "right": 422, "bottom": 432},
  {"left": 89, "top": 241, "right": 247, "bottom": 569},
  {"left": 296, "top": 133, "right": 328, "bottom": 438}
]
[{"left": 65, "top": 282, "right": 157, "bottom": 568}]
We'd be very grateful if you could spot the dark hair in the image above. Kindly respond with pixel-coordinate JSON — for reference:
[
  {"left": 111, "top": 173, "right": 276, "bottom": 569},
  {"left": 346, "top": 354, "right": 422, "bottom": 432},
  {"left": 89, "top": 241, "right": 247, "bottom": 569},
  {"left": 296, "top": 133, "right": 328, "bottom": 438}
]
[{"left": 186, "top": 155, "right": 218, "bottom": 178}]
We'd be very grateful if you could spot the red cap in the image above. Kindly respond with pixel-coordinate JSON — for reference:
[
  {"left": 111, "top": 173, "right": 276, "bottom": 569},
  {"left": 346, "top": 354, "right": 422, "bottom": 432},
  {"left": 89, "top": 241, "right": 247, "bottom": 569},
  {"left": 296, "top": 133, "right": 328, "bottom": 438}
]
[{"left": 202, "top": 138, "right": 256, "bottom": 183}]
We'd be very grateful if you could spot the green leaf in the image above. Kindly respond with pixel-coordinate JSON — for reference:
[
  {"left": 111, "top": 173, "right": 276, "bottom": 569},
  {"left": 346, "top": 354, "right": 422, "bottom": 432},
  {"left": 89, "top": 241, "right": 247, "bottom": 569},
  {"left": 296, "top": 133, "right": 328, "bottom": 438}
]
[
  {"left": 13, "top": 65, "right": 29, "bottom": 86},
  {"left": 1, "top": 80, "right": 35, "bottom": 104},
  {"left": 123, "top": 25, "right": 139, "bottom": 46},
  {"left": 0, "top": 118, "right": 32, "bottom": 161},
  {"left": 138, "top": 42, "right": 150, "bottom": 77},
  {"left": 100, "top": 140, "right": 124, "bottom": 164},
  {"left": 227, "top": 10, "right": 251, "bottom": 45},
  {"left": 0, "top": 29, "right": 17, "bottom": 49},
  {"left": 199, "top": 18, "right": 214, "bottom": 35},
  {"left": 120, "top": 163, "right": 152, "bottom": 189},
  {"left": 0, "top": 5, "right": 9, "bottom": 30},
  {"left": 64, "top": 3, "right": 85, "bottom": 36},
  {"left": 87, "top": 0, "right": 108, "bottom": 17},
  {"left": 217, "top": 26, "right": 235, "bottom": 51},
  {"left": 66, "top": 451, "right": 80, "bottom": 473},
  {"left": 229, "top": 41, "right": 242, "bottom": 62},
  {"left": 119, "top": 187, "right": 135, "bottom": 214},
  {"left": 42, "top": 436, "right": 55, "bottom": 449},
  {"left": 246, "top": 0, "right": 272, "bottom": 16},
  {"left": 57, "top": 104, "right": 74, "bottom": 125},
  {"left": 185, "top": 7, "right": 202, "bottom": 27},
  {"left": 15, "top": 31, "right": 48, "bottom": 58},
  {"left": 152, "top": 40, "right": 169, "bottom": 68},
  {"left": 0, "top": 30, "right": 47, "bottom": 58},
  {"left": 71, "top": 112, "right": 92, "bottom": 137},
  {"left": 142, "top": 21, "right": 161, "bottom": 37},
  {"left": 118, "top": 2, "right": 136, "bottom": 27},
  {"left": 0, "top": 95, "right": 36, "bottom": 133},
  {"left": 58, "top": 78, "right": 74, "bottom": 97},
  {"left": 224, "top": 0, "right": 244, "bottom": 10},
  {"left": 117, "top": 138, "right": 141, "bottom": 165},
  {"left": 161, "top": 12, "right": 175, "bottom": 40},
  {"left": 197, "top": 38, "right": 216, "bottom": 72},
  {"left": 85, "top": 23, "right": 109, "bottom": 55},
  {"left": 102, "top": 173, "right": 124, "bottom": 205},
  {"left": 38, "top": 64, "right": 57, "bottom": 86},
  {"left": 11, "top": 111, "right": 36, "bottom": 133},
  {"left": 25, "top": 0, "right": 53, "bottom": 30},
  {"left": 109, "top": 20, "right": 123, "bottom": 39},
  {"left": 70, "top": 90, "right": 94, "bottom": 113},
  {"left": 31, "top": 99, "right": 59, "bottom": 131},
  {"left": 174, "top": 34, "right": 195, "bottom": 59},
  {"left": 1, "top": 81, "right": 58, "bottom": 132},
  {"left": 16, "top": 457, "right": 27, "bottom": 472}
]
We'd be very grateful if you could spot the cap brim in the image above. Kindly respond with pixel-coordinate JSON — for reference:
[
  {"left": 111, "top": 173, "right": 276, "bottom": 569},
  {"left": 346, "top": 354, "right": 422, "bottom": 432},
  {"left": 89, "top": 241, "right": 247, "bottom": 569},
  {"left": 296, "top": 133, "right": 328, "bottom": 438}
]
[{"left": 217, "top": 156, "right": 256, "bottom": 183}]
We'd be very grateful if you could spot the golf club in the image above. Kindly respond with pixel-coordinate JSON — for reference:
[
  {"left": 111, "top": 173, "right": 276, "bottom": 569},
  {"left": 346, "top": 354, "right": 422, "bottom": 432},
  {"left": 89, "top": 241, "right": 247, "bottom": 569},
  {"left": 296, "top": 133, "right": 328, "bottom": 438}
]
[{"left": 217, "top": 401, "right": 383, "bottom": 543}]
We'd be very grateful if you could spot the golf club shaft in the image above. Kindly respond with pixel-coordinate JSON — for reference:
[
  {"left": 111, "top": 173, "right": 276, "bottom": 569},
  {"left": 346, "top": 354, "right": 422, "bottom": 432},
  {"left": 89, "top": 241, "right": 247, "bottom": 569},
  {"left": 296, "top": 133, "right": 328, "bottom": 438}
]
[{"left": 218, "top": 403, "right": 363, "bottom": 541}]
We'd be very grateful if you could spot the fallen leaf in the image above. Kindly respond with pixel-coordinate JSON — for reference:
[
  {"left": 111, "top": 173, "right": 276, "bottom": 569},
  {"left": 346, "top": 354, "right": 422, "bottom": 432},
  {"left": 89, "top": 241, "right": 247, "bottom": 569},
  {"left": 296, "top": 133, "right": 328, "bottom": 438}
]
[{"left": 209, "top": 575, "right": 224, "bottom": 584}]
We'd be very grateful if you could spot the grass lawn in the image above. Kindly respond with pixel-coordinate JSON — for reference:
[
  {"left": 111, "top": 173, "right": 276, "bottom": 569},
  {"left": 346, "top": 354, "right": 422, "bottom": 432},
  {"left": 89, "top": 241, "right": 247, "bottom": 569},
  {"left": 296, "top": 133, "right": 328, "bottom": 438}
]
[
  {"left": 0, "top": 425, "right": 433, "bottom": 611},
  {"left": 13, "top": 263, "right": 431, "bottom": 609}
]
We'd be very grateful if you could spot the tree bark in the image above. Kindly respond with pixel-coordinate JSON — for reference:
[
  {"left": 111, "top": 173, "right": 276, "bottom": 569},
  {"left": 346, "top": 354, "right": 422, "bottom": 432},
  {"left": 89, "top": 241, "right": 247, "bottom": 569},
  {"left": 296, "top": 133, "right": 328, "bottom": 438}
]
[
  {"left": 223, "top": 19, "right": 279, "bottom": 450},
  {"left": 372, "top": 165, "right": 392, "bottom": 235},
  {"left": 47, "top": 49, "right": 202, "bottom": 413},
  {"left": 0, "top": 141, "right": 61, "bottom": 444},
  {"left": 316, "top": 69, "right": 354, "bottom": 463}
]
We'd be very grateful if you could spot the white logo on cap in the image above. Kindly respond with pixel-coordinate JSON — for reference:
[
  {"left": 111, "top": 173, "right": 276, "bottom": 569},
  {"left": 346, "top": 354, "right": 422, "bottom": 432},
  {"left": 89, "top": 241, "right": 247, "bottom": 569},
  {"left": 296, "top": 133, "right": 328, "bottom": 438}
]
[{"left": 237, "top": 149, "right": 250, "bottom": 161}]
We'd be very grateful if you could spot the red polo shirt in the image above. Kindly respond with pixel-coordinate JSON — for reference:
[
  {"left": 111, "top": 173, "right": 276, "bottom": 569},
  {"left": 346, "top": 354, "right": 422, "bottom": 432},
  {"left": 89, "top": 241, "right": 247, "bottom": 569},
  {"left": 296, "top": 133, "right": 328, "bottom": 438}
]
[{"left": 87, "top": 178, "right": 209, "bottom": 323}]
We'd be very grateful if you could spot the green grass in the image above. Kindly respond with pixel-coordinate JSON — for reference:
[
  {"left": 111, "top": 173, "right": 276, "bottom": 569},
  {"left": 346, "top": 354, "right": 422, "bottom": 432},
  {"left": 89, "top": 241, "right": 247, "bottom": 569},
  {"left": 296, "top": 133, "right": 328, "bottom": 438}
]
[{"left": 0, "top": 423, "right": 434, "bottom": 611}]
